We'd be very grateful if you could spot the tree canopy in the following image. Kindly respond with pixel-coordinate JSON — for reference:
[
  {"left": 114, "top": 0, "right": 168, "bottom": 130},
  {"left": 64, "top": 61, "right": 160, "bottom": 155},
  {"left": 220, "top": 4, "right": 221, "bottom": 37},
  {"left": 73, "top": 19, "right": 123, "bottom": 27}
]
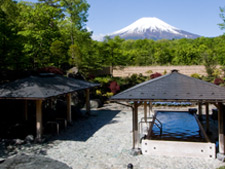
[{"left": 1, "top": 1, "right": 225, "bottom": 78}]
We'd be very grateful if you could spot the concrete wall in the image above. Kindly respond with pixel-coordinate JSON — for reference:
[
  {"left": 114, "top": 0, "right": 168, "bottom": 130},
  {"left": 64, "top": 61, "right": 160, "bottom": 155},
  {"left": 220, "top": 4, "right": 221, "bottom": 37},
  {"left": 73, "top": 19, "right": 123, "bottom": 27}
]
[
  {"left": 142, "top": 140, "right": 216, "bottom": 159},
  {"left": 113, "top": 65, "right": 207, "bottom": 77}
]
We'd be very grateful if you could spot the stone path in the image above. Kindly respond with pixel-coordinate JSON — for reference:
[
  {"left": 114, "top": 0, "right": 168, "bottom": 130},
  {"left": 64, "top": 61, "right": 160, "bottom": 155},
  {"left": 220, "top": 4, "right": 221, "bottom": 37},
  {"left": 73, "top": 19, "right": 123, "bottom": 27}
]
[
  {"left": 1, "top": 103, "right": 225, "bottom": 169},
  {"left": 44, "top": 103, "right": 225, "bottom": 169}
]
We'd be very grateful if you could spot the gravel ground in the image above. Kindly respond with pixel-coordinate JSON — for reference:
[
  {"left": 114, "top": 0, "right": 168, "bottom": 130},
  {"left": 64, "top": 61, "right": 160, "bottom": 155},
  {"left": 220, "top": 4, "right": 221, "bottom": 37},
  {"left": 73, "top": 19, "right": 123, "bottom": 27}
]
[{"left": 2, "top": 103, "right": 225, "bottom": 169}]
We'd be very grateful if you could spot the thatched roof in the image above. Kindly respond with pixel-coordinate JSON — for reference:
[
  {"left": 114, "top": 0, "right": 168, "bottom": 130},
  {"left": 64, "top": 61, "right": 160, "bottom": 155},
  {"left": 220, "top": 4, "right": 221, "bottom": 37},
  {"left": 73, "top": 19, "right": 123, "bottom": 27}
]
[{"left": 111, "top": 70, "right": 225, "bottom": 102}]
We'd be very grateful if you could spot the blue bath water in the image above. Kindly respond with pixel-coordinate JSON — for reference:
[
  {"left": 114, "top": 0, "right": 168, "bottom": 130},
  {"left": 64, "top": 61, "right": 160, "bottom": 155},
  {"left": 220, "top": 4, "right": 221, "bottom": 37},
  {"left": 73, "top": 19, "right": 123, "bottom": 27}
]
[{"left": 151, "top": 111, "right": 206, "bottom": 142}]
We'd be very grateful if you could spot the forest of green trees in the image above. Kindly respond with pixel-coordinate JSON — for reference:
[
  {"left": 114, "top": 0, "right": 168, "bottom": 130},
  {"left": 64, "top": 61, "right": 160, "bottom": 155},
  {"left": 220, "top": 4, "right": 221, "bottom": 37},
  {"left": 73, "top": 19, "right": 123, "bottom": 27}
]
[{"left": 1, "top": 0, "right": 225, "bottom": 77}]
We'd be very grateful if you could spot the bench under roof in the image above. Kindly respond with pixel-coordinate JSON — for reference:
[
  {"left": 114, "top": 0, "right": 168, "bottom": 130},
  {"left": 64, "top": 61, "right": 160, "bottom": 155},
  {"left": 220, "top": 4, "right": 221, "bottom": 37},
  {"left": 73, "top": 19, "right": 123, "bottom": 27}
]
[{"left": 0, "top": 73, "right": 99, "bottom": 139}]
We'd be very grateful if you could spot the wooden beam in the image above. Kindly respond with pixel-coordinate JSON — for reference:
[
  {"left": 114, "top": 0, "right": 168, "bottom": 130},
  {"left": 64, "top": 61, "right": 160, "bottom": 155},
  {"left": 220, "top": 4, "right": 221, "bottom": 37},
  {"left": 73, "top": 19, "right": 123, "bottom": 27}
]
[
  {"left": 194, "top": 113, "right": 210, "bottom": 143},
  {"left": 66, "top": 93, "right": 72, "bottom": 123},
  {"left": 137, "top": 102, "right": 142, "bottom": 107},
  {"left": 36, "top": 100, "right": 43, "bottom": 139},
  {"left": 205, "top": 103, "right": 209, "bottom": 133},
  {"left": 214, "top": 103, "right": 219, "bottom": 109},
  {"left": 86, "top": 89, "right": 90, "bottom": 115},
  {"left": 218, "top": 103, "right": 225, "bottom": 155},
  {"left": 132, "top": 101, "right": 139, "bottom": 149},
  {"left": 144, "top": 101, "right": 147, "bottom": 122}
]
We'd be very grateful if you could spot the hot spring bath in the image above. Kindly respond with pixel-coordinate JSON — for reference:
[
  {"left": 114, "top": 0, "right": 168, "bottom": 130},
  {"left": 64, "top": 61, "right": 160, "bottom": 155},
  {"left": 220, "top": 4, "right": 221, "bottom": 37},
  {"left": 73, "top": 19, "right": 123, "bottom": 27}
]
[{"left": 141, "top": 111, "right": 216, "bottom": 158}]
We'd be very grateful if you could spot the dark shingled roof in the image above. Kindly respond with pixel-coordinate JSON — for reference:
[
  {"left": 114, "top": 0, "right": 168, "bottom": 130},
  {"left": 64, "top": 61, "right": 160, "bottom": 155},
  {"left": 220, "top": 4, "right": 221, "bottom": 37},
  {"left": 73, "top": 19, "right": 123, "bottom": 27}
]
[
  {"left": 0, "top": 73, "right": 99, "bottom": 100},
  {"left": 111, "top": 70, "right": 225, "bottom": 102}
]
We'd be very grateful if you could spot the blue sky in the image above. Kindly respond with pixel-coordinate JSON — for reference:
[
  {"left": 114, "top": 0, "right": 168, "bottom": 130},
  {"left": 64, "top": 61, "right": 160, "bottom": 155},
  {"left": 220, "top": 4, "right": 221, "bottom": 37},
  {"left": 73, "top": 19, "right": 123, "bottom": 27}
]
[
  {"left": 86, "top": 0, "right": 225, "bottom": 38},
  {"left": 22, "top": 0, "right": 225, "bottom": 38}
]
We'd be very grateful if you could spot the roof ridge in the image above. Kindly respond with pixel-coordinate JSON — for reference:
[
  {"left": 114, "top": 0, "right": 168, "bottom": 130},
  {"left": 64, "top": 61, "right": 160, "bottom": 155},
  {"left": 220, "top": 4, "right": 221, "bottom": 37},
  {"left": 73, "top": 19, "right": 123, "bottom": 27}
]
[{"left": 30, "top": 76, "right": 46, "bottom": 98}]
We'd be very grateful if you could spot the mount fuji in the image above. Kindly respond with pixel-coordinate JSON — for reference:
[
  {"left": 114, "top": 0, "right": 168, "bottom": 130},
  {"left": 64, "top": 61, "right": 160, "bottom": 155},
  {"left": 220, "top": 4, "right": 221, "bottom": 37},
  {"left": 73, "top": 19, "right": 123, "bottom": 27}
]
[{"left": 108, "top": 17, "right": 200, "bottom": 40}]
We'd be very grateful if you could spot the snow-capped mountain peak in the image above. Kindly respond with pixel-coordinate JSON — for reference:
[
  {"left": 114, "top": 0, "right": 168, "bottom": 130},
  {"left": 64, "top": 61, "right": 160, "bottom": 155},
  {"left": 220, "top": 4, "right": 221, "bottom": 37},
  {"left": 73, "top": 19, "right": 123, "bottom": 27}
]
[
  {"left": 112, "top": 17, "right": 180, "bottom": 35},
  {"left": 109, "top": 17, "right": 200, "bottom": 40}
]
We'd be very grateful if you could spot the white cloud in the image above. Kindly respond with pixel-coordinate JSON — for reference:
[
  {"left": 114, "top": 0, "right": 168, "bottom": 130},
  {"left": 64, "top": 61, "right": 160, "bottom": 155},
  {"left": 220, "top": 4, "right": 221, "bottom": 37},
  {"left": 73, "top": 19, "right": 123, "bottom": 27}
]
[
  {"left": 86, "top": 26, "right": 105, "bottom": 41},
  {"left": 91, "top": 34, "right": 105, "bottom": 41},
  {"left": 86, "top": 26, "right": 92, "bottom": 32}
]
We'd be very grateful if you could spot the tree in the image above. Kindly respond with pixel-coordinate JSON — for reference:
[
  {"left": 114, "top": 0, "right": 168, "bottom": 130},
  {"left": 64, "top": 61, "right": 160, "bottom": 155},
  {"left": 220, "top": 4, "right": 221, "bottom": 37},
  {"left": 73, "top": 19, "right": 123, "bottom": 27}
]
[
  {"left": 219, "top": 7, "right": 225, "bottom": 31},
  {"left": 68, "top": 44, "right": 81, "bottom": 68},
  {"left": 131, "top": 39, "right": 155, "bottom": 65},
  {"left": 50, "top": 40, "right": 67, "bottom": 67},
  {"left": 77, "top": 39, "right": 104, "bottom": 75},
  {"left": 0, "top": 0, "right": 95, "bottom": 76},
  {"left": 60, "top": 0, "right": 90, "bottom": 45},
  {"left": 213, "top": 35, "right": 225, "bottom": 65},
  {"left": 57, "top": 0, "right": 93, "bottom": 73},
  {"left": 154, "top": 40, "right": 173, "bottom": 65},
  {"left": 202, "top": 49, "right": 216, "bottom": 82},
  {"left": 17, "top": 1, "right": 61, "bottom": 69},
  {"left": 0, "top": 0, "right": 23, "bottom": 71},
  {"left": 39, "top": 0, "right": 61, "bottom": 7},
  {"left": 101, "top": 36, "right": 128, "bottom": 71}
]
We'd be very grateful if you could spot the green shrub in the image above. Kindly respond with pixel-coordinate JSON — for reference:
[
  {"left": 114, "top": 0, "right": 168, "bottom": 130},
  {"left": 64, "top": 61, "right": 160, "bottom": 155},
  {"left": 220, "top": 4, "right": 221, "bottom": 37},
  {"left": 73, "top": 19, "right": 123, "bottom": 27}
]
[
  {"left": 91, "top": 74, "right": 148, "bottom": 102},
  {"left": 191, "top": 73, "right": 202, "bottom": 79},
  {"left": 217, "top": 166, "right": 225, "bottom": 169},
  {"left": 94, "top": 76, "right": 112, "bottom": 84},
  {"left": 145, "top": 70, "right": 153, "bottom": 74}
]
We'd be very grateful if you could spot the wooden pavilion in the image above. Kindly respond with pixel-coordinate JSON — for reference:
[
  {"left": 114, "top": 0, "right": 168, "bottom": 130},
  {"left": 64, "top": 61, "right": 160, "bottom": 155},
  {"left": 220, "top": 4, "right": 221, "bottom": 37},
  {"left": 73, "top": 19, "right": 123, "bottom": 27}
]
[
  {"left": 111, "top": 70, "right": 225, "bottom": 160},
  {"left": 0, "top": 73, "right": 99, "bottom": 139}
]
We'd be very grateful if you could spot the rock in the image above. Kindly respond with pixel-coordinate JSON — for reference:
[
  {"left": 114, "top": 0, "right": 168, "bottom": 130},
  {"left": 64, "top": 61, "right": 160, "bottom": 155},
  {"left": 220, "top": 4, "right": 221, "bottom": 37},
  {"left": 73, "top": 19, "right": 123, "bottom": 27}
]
[
  {"left": 6, "top": 145, "right": 14, "bottom": 151},
  {"left": 0, "top": 158, "right": 4, "bottom": 164},
  {"left": 34, "top": 137, "right": 46, "bottom": 143},
  {"left": 67, "top": 67, "right": 78, "bottom": 75},
  {"left": 39, "top": 149, "right": 47, "bottom": 155},
  {"left": 217, "top": 153, "right": 225, "bottom": 162},
  {"left": 25, "top": 135, "right": 34, "bottom": 143},
  {"left": 127, "top": 163, "right": 133, "bottom": 169},
  {"left": 13, "top": 139, "right": 24, "bottom": 145},
  {"left": 90, "top": 100, "right": 99, "bottom": 108},
  {"left": 8, "top": 151, "right": 17, "bottom": 156},
  {"left": 0, "top": 154, "right": 72, "bottom": 169},
  {"left": 130, "top": 148, "right": 142, "bottom": 156},
  {"left": 90, "top": 99, "right": 102, "bottom": 108}
]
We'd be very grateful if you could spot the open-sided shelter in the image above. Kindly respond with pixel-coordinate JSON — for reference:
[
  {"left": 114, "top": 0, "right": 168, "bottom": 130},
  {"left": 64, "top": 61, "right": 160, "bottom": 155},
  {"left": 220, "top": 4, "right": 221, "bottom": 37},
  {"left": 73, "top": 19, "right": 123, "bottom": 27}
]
[
  {"left": 0, "top": 73, "right": 99, "bottom": 139},
  {"left": 111, "top": 70, "right": 225, "bottom": 159}
]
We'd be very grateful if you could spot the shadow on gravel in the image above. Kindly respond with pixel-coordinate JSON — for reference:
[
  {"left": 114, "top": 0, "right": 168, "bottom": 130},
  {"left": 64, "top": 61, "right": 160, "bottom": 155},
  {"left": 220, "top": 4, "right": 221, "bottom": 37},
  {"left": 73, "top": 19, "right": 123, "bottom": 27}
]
[{"left": 54, "top": 109, "right": 121, "bottom": 142}]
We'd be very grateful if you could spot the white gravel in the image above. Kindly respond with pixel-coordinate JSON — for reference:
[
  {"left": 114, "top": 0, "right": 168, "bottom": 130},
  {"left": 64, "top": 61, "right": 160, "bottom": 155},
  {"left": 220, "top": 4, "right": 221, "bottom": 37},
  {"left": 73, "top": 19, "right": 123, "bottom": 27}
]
[{"left": 42, "top": 103, "right": 225, "bottom": 169}]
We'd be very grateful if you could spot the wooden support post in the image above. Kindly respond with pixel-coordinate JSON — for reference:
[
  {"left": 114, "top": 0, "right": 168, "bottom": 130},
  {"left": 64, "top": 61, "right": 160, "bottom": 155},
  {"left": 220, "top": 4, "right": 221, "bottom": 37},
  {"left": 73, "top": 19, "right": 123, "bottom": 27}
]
[
  {"left": 132, "top": 101, "right": 139, "bottom": 149},
  {"left": 24, "top": 100, "right": 28, "bottom": 121},
  {"left": 149, "top": 101, "right": 153, "bottom": 117},
  {"left": 86, "top": 88, "right": 90, "bottom": 115},
  {"left": 144, "top": 101, "right": 147, "bottom": 122},
  {"left": 218, "top": 103, "right": 225, "bottom": 155},
  {"left": 198, "top": 102, "right": 202, "bottom": 120},
  {"left": 50, "top": 98, "right": 54, "bottom": 109},
  {"left": 66, "top": 93, "right": 72, "bottom": 123},
  {"left": 36, "top": 100, "right": 43, "bottom": 140},
  {"left": 205, "top": 102, "right": 209, "bottom": 133}
]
